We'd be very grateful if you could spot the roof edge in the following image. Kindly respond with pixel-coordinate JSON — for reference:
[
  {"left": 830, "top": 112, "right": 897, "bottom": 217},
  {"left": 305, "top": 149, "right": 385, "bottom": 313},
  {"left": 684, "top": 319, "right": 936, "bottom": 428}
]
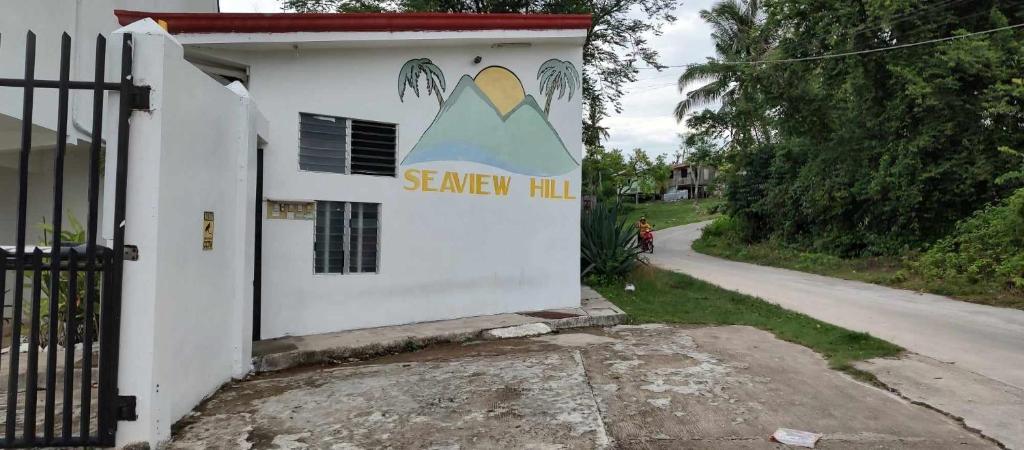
[{"left": 113, "top": 10, "right": 593, "bottom": 34}]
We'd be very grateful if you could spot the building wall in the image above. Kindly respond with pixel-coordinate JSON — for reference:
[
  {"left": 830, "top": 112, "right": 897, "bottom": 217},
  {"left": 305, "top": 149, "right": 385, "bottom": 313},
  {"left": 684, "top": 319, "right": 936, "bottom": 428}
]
[
  {"left": 0, "top": 0, "right": 217, "bottom": 139},
  {"left": 110, "top": 22, "right": 264, "bottom": 446},
  {"left": 230, "top": 39, "right": 583, "bottom": 337}
]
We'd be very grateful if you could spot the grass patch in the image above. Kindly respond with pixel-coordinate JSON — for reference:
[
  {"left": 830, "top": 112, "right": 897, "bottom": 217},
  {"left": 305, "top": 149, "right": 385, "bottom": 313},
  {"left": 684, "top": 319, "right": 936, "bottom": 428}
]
[
  {"left": 593, "top": 265, "right": 903, "bottom": 375},
  {"left": 619, "top": 199, "right": 723, "bottom": 230},
  {"left": 693, "top": 218, "right": 1024, "bottom": 310}
]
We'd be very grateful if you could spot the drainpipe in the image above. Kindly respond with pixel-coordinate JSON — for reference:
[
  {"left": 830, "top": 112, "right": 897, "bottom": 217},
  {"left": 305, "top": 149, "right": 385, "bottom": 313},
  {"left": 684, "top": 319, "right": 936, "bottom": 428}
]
[{"left": 69, "top": 0, "right": 104, "bottom": 145}]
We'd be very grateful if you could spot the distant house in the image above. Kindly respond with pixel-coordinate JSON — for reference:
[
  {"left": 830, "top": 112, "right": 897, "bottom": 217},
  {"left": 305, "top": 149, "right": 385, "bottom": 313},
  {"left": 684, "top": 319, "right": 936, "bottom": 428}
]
[{"left": 665, "top": 163, "right": 717, "bottom": 201}]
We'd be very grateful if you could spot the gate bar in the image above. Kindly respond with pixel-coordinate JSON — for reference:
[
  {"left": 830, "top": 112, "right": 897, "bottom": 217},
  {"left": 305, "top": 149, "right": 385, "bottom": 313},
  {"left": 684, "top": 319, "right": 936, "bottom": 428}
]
[
  {"left": 5, "top": 31, "right": 35, "bottom": 443},
  {"left": 0, "top": 248, "right": 5, "bottom": 380},
  {"left": 61, "top": 250, "right": 78, "bottom": 440},
  {"left": 24, "top": 249, "right": 44, "bottom": 441},
  {"left": 0, "top": 79, "right": 121, "bottom": 91},
  {"left": 96, "top": 33, "right": 134, "bottom": 444},
  {"left": 81, "top": 34, "right": 107, "bottom": 443},
  {"left": 43, "top": 33, "right": 73, "bottom": 442}
]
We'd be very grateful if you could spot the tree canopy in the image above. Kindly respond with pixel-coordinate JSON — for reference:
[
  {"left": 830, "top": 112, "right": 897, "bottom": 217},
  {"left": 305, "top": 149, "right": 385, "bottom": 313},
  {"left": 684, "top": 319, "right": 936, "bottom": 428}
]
[{"left": 680, "top": 0, "right": 1024, "bottom": 256}]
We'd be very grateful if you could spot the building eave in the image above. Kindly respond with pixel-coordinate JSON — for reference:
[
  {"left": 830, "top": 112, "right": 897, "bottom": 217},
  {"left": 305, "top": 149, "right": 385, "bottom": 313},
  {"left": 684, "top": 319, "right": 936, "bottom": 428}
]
[{"left": 114, "top": 10, "right": 592, "bottom": 34}]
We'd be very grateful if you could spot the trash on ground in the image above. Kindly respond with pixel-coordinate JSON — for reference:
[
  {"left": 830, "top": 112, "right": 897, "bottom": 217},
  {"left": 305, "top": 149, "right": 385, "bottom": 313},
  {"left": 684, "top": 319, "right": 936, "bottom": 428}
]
[
  {"left": 625, "top": 283, "right": 636, "bottom": 292},
  {"left": 482, "top": 322, "right": 553, "bottom": 340},
  {"left": 770, "top": 428, "right": 822, "bottom": 448}
]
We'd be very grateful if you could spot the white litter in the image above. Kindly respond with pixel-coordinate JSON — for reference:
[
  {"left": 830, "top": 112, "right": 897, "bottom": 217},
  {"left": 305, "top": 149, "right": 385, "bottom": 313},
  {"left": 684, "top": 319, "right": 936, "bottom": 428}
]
[
  {"left": 625, "top": 283, "right": 636, "bottom": 292},
  {"left": 482, "top": 322, "right": 553, "bottom": 340},
  {"left": 771, "top": 428, "right": 822, "bottom": 448}
]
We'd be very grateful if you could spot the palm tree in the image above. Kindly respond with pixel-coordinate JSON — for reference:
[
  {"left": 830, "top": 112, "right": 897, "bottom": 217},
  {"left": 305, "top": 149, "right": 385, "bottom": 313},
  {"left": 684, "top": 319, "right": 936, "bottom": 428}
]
[
  {"left": 673, "top": 0, "right": 769, "bottom": 122},
  {"left": 537, "top": 59, "right": 581, "bottom": 116},
  {"left": 398, "top": 58, "right": 447, "bottom": 109}
]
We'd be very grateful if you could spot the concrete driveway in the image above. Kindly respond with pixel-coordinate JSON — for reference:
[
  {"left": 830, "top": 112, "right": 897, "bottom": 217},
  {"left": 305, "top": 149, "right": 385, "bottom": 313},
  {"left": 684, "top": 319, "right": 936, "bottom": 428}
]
[
  {"left": 167, "top": 326, "right": 989, "bottom": 449},
  {"left": 651, "top": 222, "right": 1024, "bottom": 447}
]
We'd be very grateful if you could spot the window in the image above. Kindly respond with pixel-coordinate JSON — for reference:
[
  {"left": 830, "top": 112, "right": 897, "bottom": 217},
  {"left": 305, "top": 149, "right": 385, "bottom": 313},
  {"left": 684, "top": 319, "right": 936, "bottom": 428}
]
[
  {"left": 299, "top": 113, "right": 396, "bottom": 176},
  {"left": 314, "top": 201, "right": 380, "bottom": 274},
  {"left": 350, "top": 119, "right": 397, "bottom": 176}
]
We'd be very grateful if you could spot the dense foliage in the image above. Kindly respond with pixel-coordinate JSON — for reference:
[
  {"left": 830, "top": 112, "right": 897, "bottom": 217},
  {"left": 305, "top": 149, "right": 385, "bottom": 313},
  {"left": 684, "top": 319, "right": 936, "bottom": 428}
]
[
  {"left": 916, "top": 188, "right": 1024, "bottom": 290},
  {"left": 680, "top": 0, "right": 1024, "bottom": 256},
  {"left": 581, "top": 203, "right": 644, "bottom": 278},
  {"left": 284, "top": 0, "right": 680, "bottom": 148}
]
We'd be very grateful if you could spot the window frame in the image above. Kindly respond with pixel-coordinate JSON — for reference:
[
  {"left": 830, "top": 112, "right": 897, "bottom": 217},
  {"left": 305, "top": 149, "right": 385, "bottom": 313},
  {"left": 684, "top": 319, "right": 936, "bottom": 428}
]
[
  {"left": 297, "top": 112, "right": 398, "bottom": 178},
  {"left": 312, "top": 200, "right": 382, "bottom": 276}
]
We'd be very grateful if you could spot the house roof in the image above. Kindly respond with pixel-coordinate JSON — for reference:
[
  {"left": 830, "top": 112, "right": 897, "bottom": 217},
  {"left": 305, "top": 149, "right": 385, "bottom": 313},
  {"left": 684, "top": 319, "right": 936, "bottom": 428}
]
[{"left": 113, "top": 10, "right": 592, "bottom": 34}]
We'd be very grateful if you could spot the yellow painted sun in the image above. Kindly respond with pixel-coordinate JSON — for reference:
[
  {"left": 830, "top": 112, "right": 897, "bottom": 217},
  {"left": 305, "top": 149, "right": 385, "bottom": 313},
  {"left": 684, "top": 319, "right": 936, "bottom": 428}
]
[{"left": 474, "top": 66, "right": 526, "bottom": 116}]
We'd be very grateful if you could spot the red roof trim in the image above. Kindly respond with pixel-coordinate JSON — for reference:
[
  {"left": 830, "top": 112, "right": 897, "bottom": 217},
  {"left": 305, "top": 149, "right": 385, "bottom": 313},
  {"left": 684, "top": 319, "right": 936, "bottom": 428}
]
[{"left": 114, "top": 10, "right": 592, "bottom": 34}]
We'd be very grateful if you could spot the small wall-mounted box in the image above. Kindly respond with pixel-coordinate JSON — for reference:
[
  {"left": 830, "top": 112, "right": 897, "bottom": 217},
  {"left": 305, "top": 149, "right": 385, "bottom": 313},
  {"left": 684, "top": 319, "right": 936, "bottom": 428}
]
[{"left": 266, "top": 200, "right": 315, "bottom": 220}]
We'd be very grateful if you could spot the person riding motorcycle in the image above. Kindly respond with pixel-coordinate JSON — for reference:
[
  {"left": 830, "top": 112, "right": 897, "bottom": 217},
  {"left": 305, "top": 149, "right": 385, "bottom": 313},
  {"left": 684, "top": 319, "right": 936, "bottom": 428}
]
[{"left": 637, "top": 217, "right": 654, "bottom": 251}]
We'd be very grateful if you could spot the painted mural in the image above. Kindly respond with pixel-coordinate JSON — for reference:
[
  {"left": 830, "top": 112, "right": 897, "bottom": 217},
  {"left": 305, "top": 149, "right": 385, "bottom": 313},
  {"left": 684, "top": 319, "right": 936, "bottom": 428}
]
[{"left": 398, "top": 58, "right": 581, "bottom": 178}]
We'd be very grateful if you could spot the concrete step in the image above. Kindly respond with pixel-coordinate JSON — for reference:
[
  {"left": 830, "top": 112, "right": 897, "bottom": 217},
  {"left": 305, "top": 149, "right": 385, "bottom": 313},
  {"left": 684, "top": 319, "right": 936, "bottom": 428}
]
[{"left": 251, "top": 286, "right": 627, "bottom": 373}]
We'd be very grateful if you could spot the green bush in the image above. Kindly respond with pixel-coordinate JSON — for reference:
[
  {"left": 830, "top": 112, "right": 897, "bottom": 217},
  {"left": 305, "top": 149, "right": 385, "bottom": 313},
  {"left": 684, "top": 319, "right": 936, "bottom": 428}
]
[
  {"left": 915, "top": 189, "right": 1024, "bottom": 289},
  {"left": 581, "top": 203, "right": 644, "bottom": 278},
  {"left": 23, "top": 215, "right": 101, "bottom": 348},
  {"left": 699, "top": 215, "right": 749, "bottom": 243}
]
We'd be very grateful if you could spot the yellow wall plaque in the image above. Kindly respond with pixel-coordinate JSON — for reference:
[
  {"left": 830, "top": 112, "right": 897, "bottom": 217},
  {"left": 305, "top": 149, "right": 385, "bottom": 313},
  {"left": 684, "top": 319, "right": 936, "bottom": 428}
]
[{"left": 203, "top": 211, "right": 214, "bottom": 251}]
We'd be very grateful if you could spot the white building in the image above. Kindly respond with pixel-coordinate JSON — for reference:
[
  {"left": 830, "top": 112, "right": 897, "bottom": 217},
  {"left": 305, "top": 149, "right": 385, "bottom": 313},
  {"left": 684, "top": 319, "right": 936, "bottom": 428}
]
[
  {"left": 2, "top": 2, "right": 586, "bottom": 446},
  {"left": 140, "top": 10, "right": 588, "bottom": 338}
]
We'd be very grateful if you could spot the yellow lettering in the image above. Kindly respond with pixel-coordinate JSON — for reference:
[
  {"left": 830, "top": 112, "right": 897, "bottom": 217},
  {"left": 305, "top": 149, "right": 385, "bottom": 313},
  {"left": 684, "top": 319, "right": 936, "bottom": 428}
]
[
  {"left": 550, "top": 179, "right": 562, "bottom": 199},
  {"left": 562, "top": 180, "right": 576, "bottom": 200},
  {"left": 530, "top": 178, "right": 544, "bottom": 198},
  {"left": 440, "top": 171, "right": 458, "bottom": 193},
  {"left": 476, "top": 173, "right": 490, "bottom": 195},
  {"left": 451, "top": 172, "right": 466, "bottom": 193},
  {"left": 421, "top": 170, "right": 438, "bottom": 192},
  {"left": 403, "top": 169, "right": 420, "bottom": 191},
  {"left": 492, "top": 175, "right": 511, "bottom": 196}
]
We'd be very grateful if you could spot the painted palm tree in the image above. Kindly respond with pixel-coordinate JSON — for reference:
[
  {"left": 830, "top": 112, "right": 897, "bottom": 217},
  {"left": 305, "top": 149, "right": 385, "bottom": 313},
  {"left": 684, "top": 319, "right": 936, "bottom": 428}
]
[
  {"left": 398, "top": 58, "right": 447, "bottom": 109},
  {"left": 673, "top": 0, "right": 770, "bottom": 122},
  {"left": 537, "top": 59, "right": 581, "bottom": 116}
]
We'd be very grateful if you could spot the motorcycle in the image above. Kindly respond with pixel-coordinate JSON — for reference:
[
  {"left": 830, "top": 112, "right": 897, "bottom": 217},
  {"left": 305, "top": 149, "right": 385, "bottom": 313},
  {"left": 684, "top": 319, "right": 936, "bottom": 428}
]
[{"left": 640, "top": 229, "right": 654, "bottom": 253}]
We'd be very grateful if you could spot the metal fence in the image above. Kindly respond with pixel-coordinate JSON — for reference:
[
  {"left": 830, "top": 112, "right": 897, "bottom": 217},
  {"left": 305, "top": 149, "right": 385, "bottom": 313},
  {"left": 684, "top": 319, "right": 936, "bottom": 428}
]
[{"left": 0, "top": 31, "right": 144, "bottom": 448}]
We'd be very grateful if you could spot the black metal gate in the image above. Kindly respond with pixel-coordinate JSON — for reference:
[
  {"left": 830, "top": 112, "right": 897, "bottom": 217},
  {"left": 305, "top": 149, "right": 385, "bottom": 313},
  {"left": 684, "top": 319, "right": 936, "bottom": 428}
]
[{"left": 0, "top": 31, "right": 145, "bottom": 448}]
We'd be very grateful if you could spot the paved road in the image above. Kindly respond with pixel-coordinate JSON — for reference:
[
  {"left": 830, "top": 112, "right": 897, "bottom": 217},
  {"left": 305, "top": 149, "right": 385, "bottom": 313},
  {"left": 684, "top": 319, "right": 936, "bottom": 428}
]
[{"left": 651, "top": 222, "right": 1024, "bottom": 390}]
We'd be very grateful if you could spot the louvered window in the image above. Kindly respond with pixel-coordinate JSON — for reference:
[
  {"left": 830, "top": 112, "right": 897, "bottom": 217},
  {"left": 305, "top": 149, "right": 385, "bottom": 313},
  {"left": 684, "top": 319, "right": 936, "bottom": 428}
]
[
  {"left": 298, "top": 113, "right": 396, "bottom": 176},
  {"left": 314, "top": 201, "right": 380, "bottom": 274},
  {"left": 349, "top": 202, "right": 379, "bottom": 273},
  {"left": 299, "top": 114, "right": 347, "bottom": 174},
  {"left": 350, "top": 119, "right": 397, "bottom": 176}
]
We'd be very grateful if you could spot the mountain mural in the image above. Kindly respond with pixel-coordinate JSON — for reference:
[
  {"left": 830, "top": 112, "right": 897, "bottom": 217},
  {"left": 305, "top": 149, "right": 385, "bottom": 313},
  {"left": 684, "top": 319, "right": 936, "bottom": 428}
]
[{"left": 400, "top": 72, "right": 579, "bottom": 177}]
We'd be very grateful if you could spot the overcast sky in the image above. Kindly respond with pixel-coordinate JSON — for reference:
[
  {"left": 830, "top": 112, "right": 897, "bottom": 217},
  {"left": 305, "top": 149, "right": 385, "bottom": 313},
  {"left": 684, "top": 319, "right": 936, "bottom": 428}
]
[{"left": 218, "top": 0, "right": 717, "bottom": 158}]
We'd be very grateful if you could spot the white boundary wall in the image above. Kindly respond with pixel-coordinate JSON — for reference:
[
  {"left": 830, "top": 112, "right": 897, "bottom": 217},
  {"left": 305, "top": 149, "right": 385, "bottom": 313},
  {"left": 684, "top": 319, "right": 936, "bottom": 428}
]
[{"left": 105, "top": 21, "right": 266, "bottom": 447}]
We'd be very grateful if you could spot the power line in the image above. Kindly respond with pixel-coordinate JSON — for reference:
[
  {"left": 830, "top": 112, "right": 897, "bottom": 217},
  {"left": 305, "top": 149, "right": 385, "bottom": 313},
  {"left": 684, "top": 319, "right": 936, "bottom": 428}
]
[
  {"left": 637, "top": 22, "right": 1023, "bottom": 69},
  {"left": 850, "top": 2, "right": 1024, "bottom": 42},
  {"left": 848, "top": 0, "right": 971, "bottom": 36}
]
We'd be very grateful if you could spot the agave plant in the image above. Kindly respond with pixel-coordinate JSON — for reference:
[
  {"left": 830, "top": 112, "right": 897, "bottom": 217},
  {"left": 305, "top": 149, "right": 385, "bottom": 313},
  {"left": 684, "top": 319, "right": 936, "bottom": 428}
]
[
  {"left": 398, "top": 58, "right": 447, "bottom": 109},
  {"left": 581, "top": 203, "right": 645, "bottom": 277},
  {"left": 537, "top": 59, "right": 580, "bottom": 116},
  {"left": 22, "top": 215, "right": 100, "bottom": 348}
]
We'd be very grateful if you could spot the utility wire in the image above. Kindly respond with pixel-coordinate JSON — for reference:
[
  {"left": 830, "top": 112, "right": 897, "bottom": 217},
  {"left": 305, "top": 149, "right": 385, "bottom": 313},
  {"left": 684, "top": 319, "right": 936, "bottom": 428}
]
[
  {"left": 850, "top": 1, "right": 1023, "bottom": 41},
  {"left": 637, "top": 22, "right": 1023, "bottom": 69},
  {"left": 634, "top": 4, "right": 1022, "bottom": 75},
  {"left": 847, "top": 0, "right": 972, "bottom": 36}
]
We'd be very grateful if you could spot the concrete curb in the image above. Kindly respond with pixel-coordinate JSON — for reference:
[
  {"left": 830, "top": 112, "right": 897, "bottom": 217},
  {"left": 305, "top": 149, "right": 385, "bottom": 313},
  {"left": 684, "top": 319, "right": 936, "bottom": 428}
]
[{"left": 252, "top": 286, "right": 626, "bottom": 373}]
